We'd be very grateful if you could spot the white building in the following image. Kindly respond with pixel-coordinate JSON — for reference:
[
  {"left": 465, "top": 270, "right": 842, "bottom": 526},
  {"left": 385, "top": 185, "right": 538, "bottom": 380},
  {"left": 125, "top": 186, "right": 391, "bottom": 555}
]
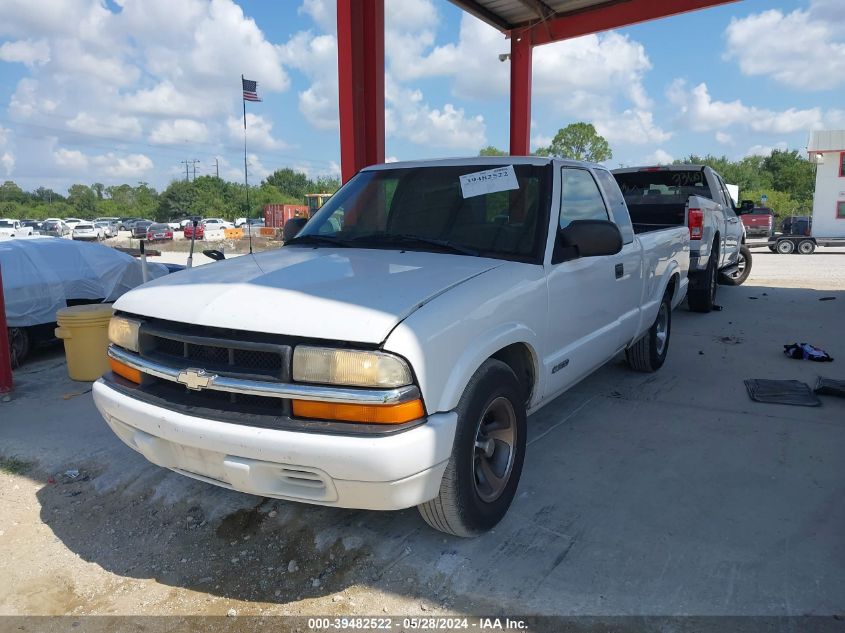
[{"left": 807, "top": 130, "right": 845, "bottom": 238}]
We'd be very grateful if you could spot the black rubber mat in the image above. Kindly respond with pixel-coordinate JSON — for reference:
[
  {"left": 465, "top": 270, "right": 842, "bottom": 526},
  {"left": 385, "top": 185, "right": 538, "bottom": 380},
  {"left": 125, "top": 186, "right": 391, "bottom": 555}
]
[
  {"left": 744, "top": 379, "right": 821, "bottom": 407},
  {"left": 814, "top": 377, "right": 845, "bottom": 398}
]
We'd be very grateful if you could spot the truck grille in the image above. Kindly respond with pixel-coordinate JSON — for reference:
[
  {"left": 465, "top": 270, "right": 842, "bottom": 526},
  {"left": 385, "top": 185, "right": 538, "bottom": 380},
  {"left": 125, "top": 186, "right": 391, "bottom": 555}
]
[{"left": 138, "top": 320, "right": 292, "bottom": 383}]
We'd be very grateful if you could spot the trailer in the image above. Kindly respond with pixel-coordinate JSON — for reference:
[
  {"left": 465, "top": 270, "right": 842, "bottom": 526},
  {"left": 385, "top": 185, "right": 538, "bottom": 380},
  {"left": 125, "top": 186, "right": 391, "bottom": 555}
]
[{"left": 772, "top": 131, "right": 845, "bottom": 254}]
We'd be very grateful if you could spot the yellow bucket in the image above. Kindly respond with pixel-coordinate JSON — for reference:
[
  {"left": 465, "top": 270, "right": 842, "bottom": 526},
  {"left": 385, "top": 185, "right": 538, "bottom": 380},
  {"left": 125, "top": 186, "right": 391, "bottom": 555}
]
[{"left": 55, "top": 304, "right": 115, "bottom": 381}]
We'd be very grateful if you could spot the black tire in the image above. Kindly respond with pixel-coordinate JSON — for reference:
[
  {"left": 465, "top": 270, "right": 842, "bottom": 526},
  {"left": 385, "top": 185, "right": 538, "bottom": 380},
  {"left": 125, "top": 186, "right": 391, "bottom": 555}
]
[
  {"left": 418, "top": 359, "right": 527, "bottom": 537},
  {"left": 720, "top": 245, "right": 752, "bottom": 286},
  {"left": 687, "top": 245, "right": 718, "bottom": 313},
  {"left": 776, "top": 239, "right": 795, "bottom": 254},
  {"left": 797, "top": 239, "right": 815, "bottom": 255},
  {"left": 7, "top": 327, "right": 30, "bottom": 368},
  {"left": 626, "top": 288, "right": 672, "bottom": 372}
]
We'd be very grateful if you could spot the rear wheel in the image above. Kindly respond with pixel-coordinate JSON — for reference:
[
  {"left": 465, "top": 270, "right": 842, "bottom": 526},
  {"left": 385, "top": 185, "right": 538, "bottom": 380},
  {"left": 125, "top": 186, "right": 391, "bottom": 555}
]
[
  {"left": 720, "top": 245, "right": 752, "bottom": 286},
  {"left": 798, "top": 239, "right": 815, "bottom": 255},
  {"left": 776, "top": 239, "right": 795, "bottom": 254},
  {"left": 626, "top": 288, "right": 672, "bottom": 372},
  {"left": 418, "top": 359, "right": 527, "bottom": 537},
  {"left": 7, "top": 327, "right": 30, "bottom": 367}
]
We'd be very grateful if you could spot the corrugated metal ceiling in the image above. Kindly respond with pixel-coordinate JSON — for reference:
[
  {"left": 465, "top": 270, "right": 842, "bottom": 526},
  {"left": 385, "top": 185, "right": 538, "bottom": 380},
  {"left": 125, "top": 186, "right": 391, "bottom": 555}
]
[{"left": 448, "top": 0, "right": 622, "bottom": 31}]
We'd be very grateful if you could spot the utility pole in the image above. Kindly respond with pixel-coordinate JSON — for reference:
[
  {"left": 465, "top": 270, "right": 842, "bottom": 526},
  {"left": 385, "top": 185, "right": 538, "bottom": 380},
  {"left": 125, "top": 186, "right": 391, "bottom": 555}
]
[
  {"left": 214, "top": 157, "right": 220, "bottom": 178},
  {"left": 180, "top": 159, "right": 200, "bottom": 182}
]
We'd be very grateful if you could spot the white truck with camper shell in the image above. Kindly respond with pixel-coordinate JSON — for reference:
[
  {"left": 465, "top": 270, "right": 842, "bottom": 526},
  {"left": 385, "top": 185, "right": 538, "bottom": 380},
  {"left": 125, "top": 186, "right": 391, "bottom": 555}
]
[
  {"left": 612, "top": 165, "right": 750, "bottom": 312},
  {"left": 95, "top": 157, "right": 689, "bottom": 537}
]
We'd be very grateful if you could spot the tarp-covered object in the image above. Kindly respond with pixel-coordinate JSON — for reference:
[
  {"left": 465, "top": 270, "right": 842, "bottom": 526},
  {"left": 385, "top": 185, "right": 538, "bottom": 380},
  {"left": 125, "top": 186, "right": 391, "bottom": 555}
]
[{"left": 0, "top": 237, "right": 169, "bottom": 327}]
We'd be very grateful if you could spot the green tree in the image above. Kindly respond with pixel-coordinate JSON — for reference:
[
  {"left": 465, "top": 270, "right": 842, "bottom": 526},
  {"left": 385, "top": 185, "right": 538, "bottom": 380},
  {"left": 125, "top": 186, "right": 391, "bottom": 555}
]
[
  {"left": 0, "top": 181, "right": 28, "bottom": 204},
  {"left": 479, "top": 146, "right": 507, "bottom": 156},
  {"left": 91, "top": 182, "right": 105, "bottom": 200},
  {"left": 263, "top": 168, "right": 311, "bottom": 199},
  {"left": 67, "top": 184, "right": 97, "bottom": 217},
  {"left": 535, "top": 122, "right": 612, "bottom": 162},
  {"left": 763, "top": 150, "right": 815, "bottom": 204}
]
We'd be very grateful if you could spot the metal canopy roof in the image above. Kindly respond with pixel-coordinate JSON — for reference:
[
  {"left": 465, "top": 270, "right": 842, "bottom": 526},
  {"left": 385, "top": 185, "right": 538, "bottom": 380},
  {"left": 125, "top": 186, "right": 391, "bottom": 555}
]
[
  {"left": 447, "top": 0, "right": 736, "bottom": 35},
  {"left": 448, "top": 0, "right": 640, "bottom": 31}
]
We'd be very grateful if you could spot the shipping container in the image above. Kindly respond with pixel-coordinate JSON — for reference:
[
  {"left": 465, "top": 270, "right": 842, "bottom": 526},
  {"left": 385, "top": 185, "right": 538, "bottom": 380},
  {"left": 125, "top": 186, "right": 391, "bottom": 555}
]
[{"left": 263, "top": 204, "right": 309, "bottom": 228}]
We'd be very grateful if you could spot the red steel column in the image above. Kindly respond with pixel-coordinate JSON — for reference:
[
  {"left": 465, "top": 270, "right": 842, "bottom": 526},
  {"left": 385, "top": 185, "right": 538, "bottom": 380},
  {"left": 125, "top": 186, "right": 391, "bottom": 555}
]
[
  {"left": 0, "top": 264, "right": 13, "bottom": 394},
  {"left": 337, "top": 0, "right": 385, "bottom": 183},
  {"left": 509, "top": 34, "right": 532, "bottom": 156}
]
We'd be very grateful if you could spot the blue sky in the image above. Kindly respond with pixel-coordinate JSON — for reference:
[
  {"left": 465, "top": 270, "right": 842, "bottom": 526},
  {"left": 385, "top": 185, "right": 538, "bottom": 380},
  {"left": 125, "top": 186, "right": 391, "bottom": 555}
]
[{"left": 0, "top": 0, "right": 842, "bottom": 193}]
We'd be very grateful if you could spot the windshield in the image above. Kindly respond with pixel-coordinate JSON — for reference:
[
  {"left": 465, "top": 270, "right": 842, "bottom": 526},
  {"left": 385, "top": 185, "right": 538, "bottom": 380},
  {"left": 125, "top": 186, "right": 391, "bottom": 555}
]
[{"left": 293, "top": 164, "right": 551, "bottom": 262}]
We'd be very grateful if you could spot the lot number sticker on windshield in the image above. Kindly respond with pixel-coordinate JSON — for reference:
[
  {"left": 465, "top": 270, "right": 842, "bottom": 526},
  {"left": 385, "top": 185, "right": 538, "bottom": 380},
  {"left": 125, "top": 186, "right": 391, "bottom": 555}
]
[{"left": 459, "top": 165, "right": 519, "bottom": 199}]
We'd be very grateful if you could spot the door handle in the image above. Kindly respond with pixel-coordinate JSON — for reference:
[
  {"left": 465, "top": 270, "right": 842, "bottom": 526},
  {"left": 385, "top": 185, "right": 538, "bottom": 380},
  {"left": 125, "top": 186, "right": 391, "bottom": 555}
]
[{"left": 615, "top": 263, "right": 624, "bottom": 279}]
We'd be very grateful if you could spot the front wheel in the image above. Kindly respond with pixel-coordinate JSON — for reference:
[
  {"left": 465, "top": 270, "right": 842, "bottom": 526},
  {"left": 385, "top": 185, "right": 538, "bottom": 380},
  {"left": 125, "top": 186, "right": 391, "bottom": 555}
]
[
  {"left": 8, "top": 327, "right": 30, "bottom": 367},
  {"left": 776, "top": 239, "right": 795, "bottom": 254},
  {"left": 418, "top": 359, "right": 527, "bottom": 537},
  {"left": 626, "top": 289, "right": 672, "bottom": 372},
  {"left": 720, "top": 245, "right": 752, "bottom": 286}
]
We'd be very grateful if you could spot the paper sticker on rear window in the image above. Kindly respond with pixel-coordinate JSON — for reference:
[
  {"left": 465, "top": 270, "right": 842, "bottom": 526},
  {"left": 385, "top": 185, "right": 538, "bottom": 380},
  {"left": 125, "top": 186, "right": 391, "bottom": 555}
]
[{"left": 459, "top": 165, "right": 519, "bottom": 199}]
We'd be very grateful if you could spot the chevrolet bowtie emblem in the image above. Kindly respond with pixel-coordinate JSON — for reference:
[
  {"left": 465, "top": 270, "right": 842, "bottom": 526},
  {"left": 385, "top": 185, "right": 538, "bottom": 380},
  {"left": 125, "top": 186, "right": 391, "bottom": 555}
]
[{"left": 177, "top": 368, "right": 215, "bottom": 391}]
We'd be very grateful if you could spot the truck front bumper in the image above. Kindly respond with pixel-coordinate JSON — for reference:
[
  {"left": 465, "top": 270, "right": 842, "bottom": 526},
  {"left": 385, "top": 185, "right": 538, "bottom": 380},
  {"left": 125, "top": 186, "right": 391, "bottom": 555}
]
[{"left": 92, "top": 379, "right": 457, "bottom": 511}]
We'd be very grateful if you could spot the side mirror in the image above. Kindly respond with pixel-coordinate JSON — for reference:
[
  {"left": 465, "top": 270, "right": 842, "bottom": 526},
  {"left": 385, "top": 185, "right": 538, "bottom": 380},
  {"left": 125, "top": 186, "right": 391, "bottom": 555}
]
[
  {"left": 557, "top": 220, "right": 623, "bottom": 258},
  {"left": 202, "top": 249, "right": 226, "bottom": 261},
  {"left": 284, "top": 217, "right": 308, "bottom": 241},
  {"left": 738, "top": 200, "right": 755, "bottom": 214}
]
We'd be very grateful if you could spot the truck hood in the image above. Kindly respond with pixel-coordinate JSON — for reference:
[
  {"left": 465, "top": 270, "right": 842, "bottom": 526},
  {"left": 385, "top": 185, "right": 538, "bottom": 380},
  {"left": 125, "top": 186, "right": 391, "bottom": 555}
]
[{"left": 116, "top": 247, "right": 502, "bottom": 343}]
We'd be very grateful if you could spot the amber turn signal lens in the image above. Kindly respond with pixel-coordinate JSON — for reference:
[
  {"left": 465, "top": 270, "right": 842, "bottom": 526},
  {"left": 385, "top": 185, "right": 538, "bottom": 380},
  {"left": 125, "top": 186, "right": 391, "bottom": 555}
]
[
  {"left": 109, "top": 357, "right": 142, "bottom": 384},
  {"left": 292, "top": 399, "right": 424, "bottom": 424}
]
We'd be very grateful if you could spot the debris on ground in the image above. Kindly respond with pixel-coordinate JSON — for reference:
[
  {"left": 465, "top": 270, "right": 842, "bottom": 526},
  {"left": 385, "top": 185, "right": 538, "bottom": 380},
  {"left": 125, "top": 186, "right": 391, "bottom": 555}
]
[
  {"left": 783, "top": 343, "right": 833, "bottom": 362},
  {"left": 744, "top": 379, "right": 821, "bottom": 407},
  {"left": 819, "top": 296, "right": 836, "bottom": 301},
  {"left": 288, "top": 560, "right": 299, "bottom": 573},
  {"left": 61, "top": 388, "right": 92, "bottom": 400},
  {"left": 814, "top": 377, "right": 845, "bottom": 398},
  {"left": 64, "top": 469, "right": 79, "bottom": 479}
]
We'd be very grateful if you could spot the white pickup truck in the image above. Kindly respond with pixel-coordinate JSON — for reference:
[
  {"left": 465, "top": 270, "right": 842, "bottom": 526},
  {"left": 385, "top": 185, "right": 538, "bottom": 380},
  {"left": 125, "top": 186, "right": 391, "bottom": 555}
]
[
  {"left": 0, "top": 218, "right": 33, "bottom": 238},
  {"left": 94, "top": 157, "right": 689, "bottom": 536},
  {"left": 612, "top": 165, "right": 750, "bottom": 312}
]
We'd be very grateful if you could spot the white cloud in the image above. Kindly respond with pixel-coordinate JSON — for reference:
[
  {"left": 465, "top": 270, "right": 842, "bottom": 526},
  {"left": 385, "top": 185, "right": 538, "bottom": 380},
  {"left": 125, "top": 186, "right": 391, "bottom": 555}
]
[
  {"left": 715, "top": 131, "right": 733, "bottom": 146},
  {"left": 1, "top": 152, "right": 14, "bottom": 176},
  {"left": 667, "top": 80, "right": 827, "bottom": 134},
  {"left": 725, "top": 3, "right": 845, "bottom": 90},
  {"left": 67, "top": 112, "right": 143, "bottom": 139},
  {"left": 149, "top": 119, "right": 210, "bottom": 145},
  {"left": 299, "top": 0, "right": 336, "bottom": 33},
  {"left": 645, "top": 149, "right": 674, "bottom": 165},
  {"left": 278, "top": 32, "right": 338, "bottom": 129},
  {"left": 593, "top": 108, "right": 671, "bottom": 145},
  {"left": 0, "top": 38, "right": 50, "bottom": 66},
  {"left": 745, "top": 142, "right": 788, "bottom": 158},
  {"left": 53, "top": 148, "right": 88, "bottom": 169},
  {"left": 92, "top": 153, "right": 154, "bottom": 178},
  {"left": 226, "top": 113, "right": 286, "bottom": 150},
  {"left": 9, "top": 78, "right": 57, "bottom": 118}
]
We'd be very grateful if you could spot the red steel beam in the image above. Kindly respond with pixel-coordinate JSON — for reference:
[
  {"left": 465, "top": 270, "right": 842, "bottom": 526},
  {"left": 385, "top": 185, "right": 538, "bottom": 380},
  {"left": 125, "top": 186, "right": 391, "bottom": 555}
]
[
  {"left": 0, "top": 263, "right": 13, "bottom": 394},
  {"left": 337, "top": 0, "right": 385, "bottom": 183},
  {"left": 509, "top": 35, "right": 532, "bottom": 156},
  {"left": 520, "top": 0, "right": 738, "bottom": 47}
]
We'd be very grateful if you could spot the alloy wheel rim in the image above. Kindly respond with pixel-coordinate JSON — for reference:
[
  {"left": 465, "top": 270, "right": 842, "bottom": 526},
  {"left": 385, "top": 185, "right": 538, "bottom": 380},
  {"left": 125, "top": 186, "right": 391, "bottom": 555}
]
[
  {"left": 655, "top": 302, "right": 669, "bottom": 356},
  {"left": 473, "top": 396, "right": 517, "bottom": 503},
  {"left": 733, "top": 253, "right": 746, "bottom": 277}
]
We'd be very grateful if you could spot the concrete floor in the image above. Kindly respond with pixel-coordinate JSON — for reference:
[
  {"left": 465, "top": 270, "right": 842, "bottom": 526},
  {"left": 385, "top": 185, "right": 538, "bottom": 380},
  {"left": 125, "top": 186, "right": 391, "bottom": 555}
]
[{"left": 1, "top": 248, "right": 843, "bottom": 616}]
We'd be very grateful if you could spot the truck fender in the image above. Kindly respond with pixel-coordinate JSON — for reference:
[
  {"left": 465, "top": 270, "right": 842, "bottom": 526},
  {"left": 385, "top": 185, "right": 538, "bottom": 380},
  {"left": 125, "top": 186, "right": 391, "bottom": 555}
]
[{"left": 436, "top": 323, "right": 541, "bottom": 413}]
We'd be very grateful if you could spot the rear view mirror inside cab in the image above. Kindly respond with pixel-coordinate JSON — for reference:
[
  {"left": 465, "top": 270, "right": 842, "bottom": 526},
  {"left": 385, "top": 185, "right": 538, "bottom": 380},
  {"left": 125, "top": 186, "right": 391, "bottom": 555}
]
[{"left": 555, "top": 219, "right": 623, "bottom": 262}]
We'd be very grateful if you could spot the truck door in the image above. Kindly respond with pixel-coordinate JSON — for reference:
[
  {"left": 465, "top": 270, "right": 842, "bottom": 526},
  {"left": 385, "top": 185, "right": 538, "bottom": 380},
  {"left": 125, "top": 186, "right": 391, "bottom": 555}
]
[{"left": 544, "top": 167, "right": 628, "bottom": 399}]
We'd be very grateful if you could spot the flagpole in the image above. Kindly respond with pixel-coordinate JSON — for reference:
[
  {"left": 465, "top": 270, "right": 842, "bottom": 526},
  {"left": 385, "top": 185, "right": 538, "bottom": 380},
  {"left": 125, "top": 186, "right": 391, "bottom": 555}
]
[{"left": 242, "top": 74, "right": 253, "bottom": 255}]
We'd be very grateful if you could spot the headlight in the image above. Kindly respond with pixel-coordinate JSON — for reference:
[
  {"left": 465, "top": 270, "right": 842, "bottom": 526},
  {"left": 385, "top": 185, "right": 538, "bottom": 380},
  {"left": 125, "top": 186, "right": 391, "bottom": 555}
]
[
  {"left": 108, "top": 316, "right": 142, "bottom": 353},
  {"left": 292, "top": 346, "right": 412, "bottom": 388}
]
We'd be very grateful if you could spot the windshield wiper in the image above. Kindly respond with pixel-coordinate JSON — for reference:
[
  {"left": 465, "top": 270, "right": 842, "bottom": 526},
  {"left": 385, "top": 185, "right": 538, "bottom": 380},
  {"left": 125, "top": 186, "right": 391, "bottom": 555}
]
[
  {"left": 350, "top": 233, "right": 479, "bottom": 257},
  {"left": 285, "top": 234, "right": 350, "bottom": 248}
]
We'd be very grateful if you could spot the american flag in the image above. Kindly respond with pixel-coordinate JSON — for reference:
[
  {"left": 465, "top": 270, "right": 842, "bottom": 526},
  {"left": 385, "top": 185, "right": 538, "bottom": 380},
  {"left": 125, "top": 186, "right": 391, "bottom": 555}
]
[{"left": 242, "top": 78, "right": 261, "bottom": 102}]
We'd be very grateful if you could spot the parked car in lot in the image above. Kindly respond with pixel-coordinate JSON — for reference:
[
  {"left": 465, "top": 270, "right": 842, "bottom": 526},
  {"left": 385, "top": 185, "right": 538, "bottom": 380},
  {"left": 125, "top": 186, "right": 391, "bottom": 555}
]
[
  {"left": 94, "top": 221, "right": 116, "bottom": 238},
  {"left": 183, "top": 221, "right": 205, "bottom": 240},
  {"left": 40, "top": 220, "right": 70, "bottom": 237},
  {"left": 63, "top": 217, "right": 83, "bottom": 230},
  {"left": 118, "top": 218, "right": 143, "bottom": 231},
  {"left": 0, "top": 218, "right": 33, "bottom": 238},
  {"left": 613, "top": 165, "right": 750, "bottom": 313},
  {"left": 131, "top": 220, "right": 153, "bottom": 238},
  {"left": 94, "top": 216, "right": 119, "bottom": 225},
  {"left": 72, "top": 222, "right": 102, "bottom": 241},
  {"left": 146, "top": 223, "right": 174, "bottom": 242},
  {"left": 740, "top": 206, "right": 775, "bottom": 238},
  {"left": 201, "top": 218, "right": 231, "bottom": 232},
  {"left": 21, "top": 220, "right": 43, "bottom": 233},
  {"left": 95, "top": 157, "right": 690, "bottom": 537}
]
